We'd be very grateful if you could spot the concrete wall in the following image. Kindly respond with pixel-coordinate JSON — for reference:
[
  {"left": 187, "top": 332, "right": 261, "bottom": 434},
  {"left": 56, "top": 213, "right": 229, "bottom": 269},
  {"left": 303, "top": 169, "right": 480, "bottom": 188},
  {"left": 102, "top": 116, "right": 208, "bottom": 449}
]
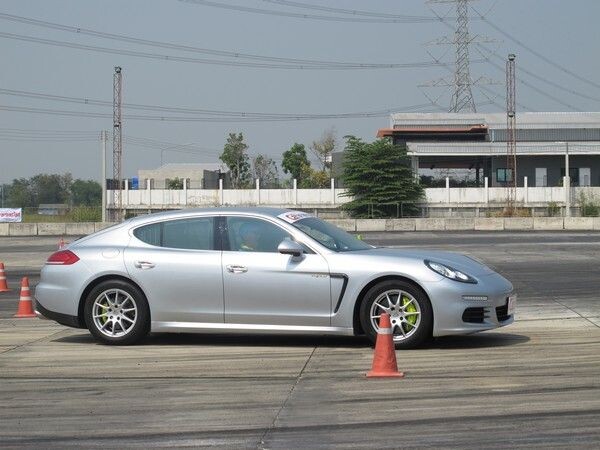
[
  {"left": 109, "top": 185, "right": 600, "bottom": 210},
  {"left": 5, "top": 217, "right": 600, "bottom": 237},
  {"left": 108, "top": 186, "right": 349, "bottom": 209}
]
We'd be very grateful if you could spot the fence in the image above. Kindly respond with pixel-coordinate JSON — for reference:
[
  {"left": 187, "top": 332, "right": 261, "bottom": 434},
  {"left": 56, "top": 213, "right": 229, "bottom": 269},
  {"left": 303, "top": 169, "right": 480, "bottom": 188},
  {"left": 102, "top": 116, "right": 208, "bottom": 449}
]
[{"left": 106, "top": 177, "right": 600, "bottom": 218}]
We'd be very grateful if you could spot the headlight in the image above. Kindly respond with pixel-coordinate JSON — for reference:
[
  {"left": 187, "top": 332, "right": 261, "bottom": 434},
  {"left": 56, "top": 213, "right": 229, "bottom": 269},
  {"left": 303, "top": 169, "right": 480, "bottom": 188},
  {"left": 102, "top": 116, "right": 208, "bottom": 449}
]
[{"left": 425, "top": 260, "right": 477, "bottom": 284}]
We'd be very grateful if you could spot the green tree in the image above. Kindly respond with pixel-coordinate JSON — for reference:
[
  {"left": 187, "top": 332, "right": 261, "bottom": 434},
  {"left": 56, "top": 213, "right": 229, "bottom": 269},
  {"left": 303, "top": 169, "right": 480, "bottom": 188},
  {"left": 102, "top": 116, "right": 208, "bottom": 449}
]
[
  {"left": 30, "top": 173, "right": 72, "bottom": 204},
  {"left": 71, "top": 179, "right": 102, "bottom": 205},
  {"left": 220, "top": 133, "right": 251, "bottom": 188},
  {"left": 304, "top": 169, "right": 330, "bottom": 189},
  {"left": 6, "top": 178, "right": 34, "bottom": 207},
  {"left": 282, "top": 143, "right": 311, "bottom": 185},
  {"left": 252, "top": 154, "right": 279, "bottom": 188},
  {"left": 166, "top": 177, "right": 184, "bottom": 190},
  {"left": 310, "top": 127, "right": 336, "bottom": 172},
  {"left": 341, "top": 136, "right": 424, "bottom": 218}
]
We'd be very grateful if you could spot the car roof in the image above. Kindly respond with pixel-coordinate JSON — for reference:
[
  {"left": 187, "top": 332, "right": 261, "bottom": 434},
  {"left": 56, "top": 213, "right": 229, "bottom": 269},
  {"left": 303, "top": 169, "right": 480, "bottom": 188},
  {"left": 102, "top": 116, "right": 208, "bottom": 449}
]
[{"left": 126, "top": 206, "right": 294, "bottom": 226}]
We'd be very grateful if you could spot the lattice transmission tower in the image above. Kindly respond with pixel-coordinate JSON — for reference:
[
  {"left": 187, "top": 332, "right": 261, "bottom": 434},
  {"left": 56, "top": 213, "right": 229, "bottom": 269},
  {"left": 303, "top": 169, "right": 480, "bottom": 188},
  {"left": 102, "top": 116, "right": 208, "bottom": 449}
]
[
  {"left": 112, "top": 66, "right": 123, "bottom": 222},
  {"left": 424, "top": 0, "right": 496, "bottom": 112},
  {"left": 449, "top": 0, "right": 476, "bottom": 112}
]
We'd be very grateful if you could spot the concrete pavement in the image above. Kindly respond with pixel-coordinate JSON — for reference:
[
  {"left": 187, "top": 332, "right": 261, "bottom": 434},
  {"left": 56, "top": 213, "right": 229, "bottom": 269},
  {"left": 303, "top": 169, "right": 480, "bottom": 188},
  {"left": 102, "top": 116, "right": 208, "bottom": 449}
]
[{"left": 0, "top": 233, "right": 599, "bottom": 448}]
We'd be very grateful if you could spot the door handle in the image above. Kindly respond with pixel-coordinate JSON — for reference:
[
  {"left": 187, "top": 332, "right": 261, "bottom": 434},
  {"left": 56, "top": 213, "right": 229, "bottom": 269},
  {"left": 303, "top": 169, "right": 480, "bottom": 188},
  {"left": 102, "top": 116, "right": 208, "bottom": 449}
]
[
  {"left": 134, "top": 261, "right": 155, "bottom": 270},
  {"left": 226, "top": 264, "right": 248, "bottom": 274}
]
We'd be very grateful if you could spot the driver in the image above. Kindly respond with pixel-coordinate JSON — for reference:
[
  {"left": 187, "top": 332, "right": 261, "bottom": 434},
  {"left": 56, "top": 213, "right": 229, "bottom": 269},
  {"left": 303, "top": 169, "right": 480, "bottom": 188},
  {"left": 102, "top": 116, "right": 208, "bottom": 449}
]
[{"left": 239, "top": 222, "right": 261, "bottom": 251}]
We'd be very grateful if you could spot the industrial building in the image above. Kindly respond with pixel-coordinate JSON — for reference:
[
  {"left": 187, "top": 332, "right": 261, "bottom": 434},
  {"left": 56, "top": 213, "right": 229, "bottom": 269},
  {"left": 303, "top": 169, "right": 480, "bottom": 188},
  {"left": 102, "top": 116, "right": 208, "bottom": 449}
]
[
  {"left": 373, "top": 112, "right": 600, "bottom": 187},
  {"left": 137, "top": 163, "right": 230, "bottom": 189}
]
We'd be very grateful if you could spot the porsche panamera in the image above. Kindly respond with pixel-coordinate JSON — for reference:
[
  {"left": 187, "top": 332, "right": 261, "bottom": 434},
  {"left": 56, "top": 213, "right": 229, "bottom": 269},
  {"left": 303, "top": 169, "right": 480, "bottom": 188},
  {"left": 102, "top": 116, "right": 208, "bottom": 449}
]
[{"left": 35, "top": 207, "right": 516, "bottom": 348}]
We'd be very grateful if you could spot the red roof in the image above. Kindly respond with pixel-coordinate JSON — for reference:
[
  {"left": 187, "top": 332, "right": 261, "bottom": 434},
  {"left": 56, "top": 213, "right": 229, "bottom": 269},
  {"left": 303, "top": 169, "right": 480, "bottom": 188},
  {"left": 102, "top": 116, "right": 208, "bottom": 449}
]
[{"left": 377, "top": 125, "right": 487, "bottom": 138}]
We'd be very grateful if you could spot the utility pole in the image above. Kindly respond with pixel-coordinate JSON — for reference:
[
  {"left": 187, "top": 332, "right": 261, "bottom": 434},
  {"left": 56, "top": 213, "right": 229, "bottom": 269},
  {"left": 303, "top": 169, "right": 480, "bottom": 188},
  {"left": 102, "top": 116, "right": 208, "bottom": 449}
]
[
  {"left": 112, "top": 66, "right": 123, "bottom": 222},
  {"left": 506, "top": 54, "right": 517, "bottom": 214},
  {"left": 101, "top": 130, "right": 107, "bottom": 223},
  {"left": 565, "top": 141, "right": 570, "bottom": 217}
]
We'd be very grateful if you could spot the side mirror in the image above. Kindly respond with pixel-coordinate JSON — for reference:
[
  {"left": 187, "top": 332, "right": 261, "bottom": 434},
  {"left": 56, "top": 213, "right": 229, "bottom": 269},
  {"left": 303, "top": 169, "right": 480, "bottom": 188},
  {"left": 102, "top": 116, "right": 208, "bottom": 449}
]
[{"left": 278, "top": 239, "right": 303, "bottom": 257}]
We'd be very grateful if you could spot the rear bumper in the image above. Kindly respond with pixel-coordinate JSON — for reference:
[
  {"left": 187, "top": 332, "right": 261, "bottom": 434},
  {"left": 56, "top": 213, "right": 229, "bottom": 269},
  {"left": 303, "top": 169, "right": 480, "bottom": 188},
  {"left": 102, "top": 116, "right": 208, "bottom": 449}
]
[{"left": 35, "top": 299, "right": 84, "bottom": 329}]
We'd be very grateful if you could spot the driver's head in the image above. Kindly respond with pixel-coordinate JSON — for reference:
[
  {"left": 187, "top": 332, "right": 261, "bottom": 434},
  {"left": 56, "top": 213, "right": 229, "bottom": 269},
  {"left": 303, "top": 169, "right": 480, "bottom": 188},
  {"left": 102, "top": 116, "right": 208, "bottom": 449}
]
[{"left": 239, "top": 222, "right": 261, "bottom": 249}]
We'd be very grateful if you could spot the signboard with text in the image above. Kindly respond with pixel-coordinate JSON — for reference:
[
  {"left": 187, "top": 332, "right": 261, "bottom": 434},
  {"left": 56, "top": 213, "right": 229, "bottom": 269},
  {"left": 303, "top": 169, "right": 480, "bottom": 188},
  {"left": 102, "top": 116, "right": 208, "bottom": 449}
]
[{"left": 0, "top": 208, "right": 22, "bottom": 223}]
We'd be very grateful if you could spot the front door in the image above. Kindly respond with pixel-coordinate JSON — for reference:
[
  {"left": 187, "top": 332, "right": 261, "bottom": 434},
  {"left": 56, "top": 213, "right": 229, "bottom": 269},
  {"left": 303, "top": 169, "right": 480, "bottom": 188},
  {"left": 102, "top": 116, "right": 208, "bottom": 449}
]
[
  {"left": 124, "top": 216, "right": 223, "bottom": 324},
  {"left": 579, "top": 168, "right": 591, "bottom": 186},
  {"left": 222, "top": 216, "right": 331, "bottom": 327},
  {"left": 535, "top": 168, "right": 547, "bottom": 187}
]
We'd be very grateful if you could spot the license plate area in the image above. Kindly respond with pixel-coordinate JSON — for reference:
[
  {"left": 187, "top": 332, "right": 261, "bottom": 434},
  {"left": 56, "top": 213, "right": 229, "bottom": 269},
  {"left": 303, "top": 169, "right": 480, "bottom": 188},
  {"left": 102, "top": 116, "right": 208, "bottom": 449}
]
[{"left": 507, "top": 295, "right": 517, "bottom": 315}]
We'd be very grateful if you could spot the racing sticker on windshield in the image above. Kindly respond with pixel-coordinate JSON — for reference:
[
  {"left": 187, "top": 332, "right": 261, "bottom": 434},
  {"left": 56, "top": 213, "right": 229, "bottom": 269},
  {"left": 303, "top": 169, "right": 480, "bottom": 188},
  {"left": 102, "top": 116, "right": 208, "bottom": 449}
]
[{"left": 278, "top": 211, "right": 312, "bottom": 223}]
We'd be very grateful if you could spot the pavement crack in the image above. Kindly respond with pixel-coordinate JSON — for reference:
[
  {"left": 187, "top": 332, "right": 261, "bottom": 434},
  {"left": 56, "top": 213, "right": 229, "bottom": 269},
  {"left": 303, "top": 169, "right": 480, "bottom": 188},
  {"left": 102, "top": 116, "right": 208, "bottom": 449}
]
[
  {"left": 551, "top": 296, "right": 600, "bottom": 329},
  {"left": 257, "top": 346, "right": 316, "bottom": 450},
  {"left": 0, "top": 328, "right": 67, "bottom": 355}
]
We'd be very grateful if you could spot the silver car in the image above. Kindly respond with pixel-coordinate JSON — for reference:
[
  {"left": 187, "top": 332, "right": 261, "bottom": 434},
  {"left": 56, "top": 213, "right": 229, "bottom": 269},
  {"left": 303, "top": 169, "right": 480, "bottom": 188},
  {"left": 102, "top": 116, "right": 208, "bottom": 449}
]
[{"left": 35, "top": 207, "right": 515, "bottom": 348}]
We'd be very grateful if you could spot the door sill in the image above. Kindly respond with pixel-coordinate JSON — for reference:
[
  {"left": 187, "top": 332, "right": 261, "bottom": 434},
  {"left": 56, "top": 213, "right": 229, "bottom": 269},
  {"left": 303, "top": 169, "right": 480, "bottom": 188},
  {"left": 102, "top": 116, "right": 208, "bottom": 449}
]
[{"left": 151, "top": 321, "right": 354, "bottom": 336}]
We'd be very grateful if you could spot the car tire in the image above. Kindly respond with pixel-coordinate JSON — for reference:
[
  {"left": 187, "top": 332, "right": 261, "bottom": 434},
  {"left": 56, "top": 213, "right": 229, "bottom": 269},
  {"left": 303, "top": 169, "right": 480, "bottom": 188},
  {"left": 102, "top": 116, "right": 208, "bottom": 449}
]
[
  {"left": 83, "top": 279, "right": 150, "bottom": 345},
  {"left": 360, "top": 280, "right": 432, "bottom": 349}
]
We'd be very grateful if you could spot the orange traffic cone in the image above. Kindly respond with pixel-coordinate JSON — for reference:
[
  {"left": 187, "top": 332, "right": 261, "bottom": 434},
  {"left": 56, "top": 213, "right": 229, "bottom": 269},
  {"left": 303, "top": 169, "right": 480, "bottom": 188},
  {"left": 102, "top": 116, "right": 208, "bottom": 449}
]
[
  {"left": 367, "top": 313, "right": 404, "bottom": 378},
  {"left": 14, "top": 277, "right": 36, "bottom": 318},
  {"left": 0, "top": 262, "right": 10, "bottom": 292}
]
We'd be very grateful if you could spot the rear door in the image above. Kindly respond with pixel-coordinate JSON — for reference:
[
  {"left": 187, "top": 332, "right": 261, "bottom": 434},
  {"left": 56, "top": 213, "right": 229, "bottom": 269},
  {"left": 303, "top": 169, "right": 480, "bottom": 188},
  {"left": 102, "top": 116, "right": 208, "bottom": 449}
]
[
  {"left": 124, "top": 216, "right": 223, "bottom": 324},
  {"left": 221, "top": 215, "right": 331, "bottom": 327}
]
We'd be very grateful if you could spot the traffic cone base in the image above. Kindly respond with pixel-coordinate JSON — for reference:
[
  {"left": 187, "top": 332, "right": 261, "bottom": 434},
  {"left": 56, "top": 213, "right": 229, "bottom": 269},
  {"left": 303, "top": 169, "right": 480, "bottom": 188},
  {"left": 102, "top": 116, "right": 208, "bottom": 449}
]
[
  {"left": 366, "top": 313, "right": 405, "bottom": 378},
  {"left": 14, "top": 277, "right": 36, "bottom": 318},
  {"left": 0, "top": 262, "right": 10, "bottom": 292}
]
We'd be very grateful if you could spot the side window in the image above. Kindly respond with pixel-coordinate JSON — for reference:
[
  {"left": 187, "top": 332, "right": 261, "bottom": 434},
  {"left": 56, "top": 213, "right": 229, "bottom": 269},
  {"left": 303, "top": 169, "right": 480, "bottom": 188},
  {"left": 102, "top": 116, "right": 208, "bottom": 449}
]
[
  {"left": 133, "top": 217, "right": 214, "bottom": 250},
  {"left": 163, "top": 218, "right": 214, "bottom": 250},
  {"left": 133, "top": 222, "right": 161, "bottom": 246},
  {"left": 226, "top": 217, "right": 291, "bottom": 253}
]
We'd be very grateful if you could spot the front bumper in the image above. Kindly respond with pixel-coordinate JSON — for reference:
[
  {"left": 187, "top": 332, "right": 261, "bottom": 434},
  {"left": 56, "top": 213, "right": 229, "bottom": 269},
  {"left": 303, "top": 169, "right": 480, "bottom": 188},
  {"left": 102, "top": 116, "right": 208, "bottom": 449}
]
[{"left": 429, "top": 271, "right": 515, "bottom": 337}]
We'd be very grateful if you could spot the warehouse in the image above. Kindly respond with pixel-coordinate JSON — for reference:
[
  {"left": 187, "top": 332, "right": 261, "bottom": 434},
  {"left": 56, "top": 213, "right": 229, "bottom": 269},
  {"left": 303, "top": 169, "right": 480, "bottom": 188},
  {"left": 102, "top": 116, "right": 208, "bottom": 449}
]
[{"left": 375, "top": 112, "right": 600, "bottom": 187}]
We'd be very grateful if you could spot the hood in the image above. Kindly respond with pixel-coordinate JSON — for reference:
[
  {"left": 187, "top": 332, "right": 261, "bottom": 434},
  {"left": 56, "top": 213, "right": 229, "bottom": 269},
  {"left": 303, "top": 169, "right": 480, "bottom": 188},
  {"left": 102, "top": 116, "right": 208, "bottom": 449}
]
[{"left": 353, "top": 247, "right": 496, "bottom": 277}]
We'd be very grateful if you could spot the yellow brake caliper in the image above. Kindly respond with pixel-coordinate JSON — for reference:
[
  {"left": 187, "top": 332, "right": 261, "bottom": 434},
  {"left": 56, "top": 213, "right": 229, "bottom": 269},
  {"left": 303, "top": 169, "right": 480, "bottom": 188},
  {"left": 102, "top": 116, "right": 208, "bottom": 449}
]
[
  {"left": 403, "top": 295, "right": 418, "bottom": 330},
  {"left": 100, "top": 303, "right": 108, "bottom": 326}
]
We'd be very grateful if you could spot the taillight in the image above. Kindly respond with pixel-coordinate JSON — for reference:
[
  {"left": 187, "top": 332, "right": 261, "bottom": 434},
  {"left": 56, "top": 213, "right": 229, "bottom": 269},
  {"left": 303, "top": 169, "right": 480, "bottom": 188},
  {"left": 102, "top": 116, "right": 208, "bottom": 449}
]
[{"left": 46, "top": 250, "right": 80, "bottom": 265}]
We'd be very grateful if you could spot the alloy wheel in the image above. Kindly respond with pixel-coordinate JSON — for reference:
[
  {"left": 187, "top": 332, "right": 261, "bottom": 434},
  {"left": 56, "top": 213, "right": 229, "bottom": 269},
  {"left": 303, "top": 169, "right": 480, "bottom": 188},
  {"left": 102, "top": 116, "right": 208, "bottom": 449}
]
[
  {"left": 369, "top": 289, "right": 421, "bottom": 342},
  {"left": 92, "top": 288, "right": 138, "bottom": 338}
]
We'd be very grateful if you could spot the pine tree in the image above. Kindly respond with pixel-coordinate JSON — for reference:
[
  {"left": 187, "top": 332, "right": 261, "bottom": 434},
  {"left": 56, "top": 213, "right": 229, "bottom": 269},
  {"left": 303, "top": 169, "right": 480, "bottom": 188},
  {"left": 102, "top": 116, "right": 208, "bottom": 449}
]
[{"left": 341, "top": 136, "right": 423, "bottom": 218}]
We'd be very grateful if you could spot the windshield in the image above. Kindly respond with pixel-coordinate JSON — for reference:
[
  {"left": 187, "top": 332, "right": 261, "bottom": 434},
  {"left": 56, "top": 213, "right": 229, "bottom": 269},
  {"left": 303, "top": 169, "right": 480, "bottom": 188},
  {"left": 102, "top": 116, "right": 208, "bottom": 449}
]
[{"left": 291, "top": 217, "right": 373, "bottom": 252}]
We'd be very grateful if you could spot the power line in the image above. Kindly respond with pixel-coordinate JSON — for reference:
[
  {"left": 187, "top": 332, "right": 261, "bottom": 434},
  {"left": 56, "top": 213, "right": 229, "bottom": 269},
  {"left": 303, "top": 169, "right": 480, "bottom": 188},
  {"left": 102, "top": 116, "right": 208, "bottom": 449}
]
[
  {"left": 0, "top": 30, "right": 463, "bottom": 71},
  {"left": 477, "top": 84, "right": 534, "bottom": 112},
  {"left": 0, "top": 87, "right": 437, "bottom": 120},
  {"left": 477, "top": 45, "right": 600, "bottom": 104},
  {"left": 260, "top": 0, "right": 445, "bottom": 20},
  {"left": 0, "top": 102, "right": 438, "bottom": 122},
  {"left": 0, "top": 136, "right": 98, "bottom": 142},
  {"left": 122, "top": 135, "right": 222, "bottom": 153},
  {"left": 471, "top": 5, "right": 600, "bottom": 91},
  {"left": 180, "top": 0, "right": 440, "bottom": 23},
  {"left": 478, "top": 51, "right": 581, "bottom": 111},
  {"left": 0, "top": 12, "right": 452, "bottom": 69},
  {"left": 434, "top": 13, "right": 585, "bottom": 111},
  {"left": 0, "top": 127, "right": 99, "bottom": 135}
]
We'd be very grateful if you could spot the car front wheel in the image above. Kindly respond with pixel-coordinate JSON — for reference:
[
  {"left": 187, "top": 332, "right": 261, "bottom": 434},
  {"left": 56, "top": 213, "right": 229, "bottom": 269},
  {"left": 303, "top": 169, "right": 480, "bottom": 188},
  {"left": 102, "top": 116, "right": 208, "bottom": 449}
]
[
  {"left": 83, "top": 280, "right": 150, "bottom": 345},
  {"left": 360, "top": 280, "right": 432, "bottom": 349}
]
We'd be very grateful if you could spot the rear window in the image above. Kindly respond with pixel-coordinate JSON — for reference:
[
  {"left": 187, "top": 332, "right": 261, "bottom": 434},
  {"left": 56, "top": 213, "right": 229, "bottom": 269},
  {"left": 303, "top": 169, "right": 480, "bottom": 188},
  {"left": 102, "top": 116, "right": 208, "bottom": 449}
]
[{"left": 133, "top": 217, "right": 214, "bottom": 250}]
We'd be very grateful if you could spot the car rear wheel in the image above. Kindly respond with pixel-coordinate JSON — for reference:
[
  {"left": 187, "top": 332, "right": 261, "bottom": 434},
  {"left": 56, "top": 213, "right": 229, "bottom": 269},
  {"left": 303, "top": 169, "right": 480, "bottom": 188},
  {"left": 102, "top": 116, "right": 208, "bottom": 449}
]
[
  {"left": 84, "top": 280, "right": 150, "bottom": 345},
  {"left": 360, "top": 280, "right": 432, "bottom": 349}
]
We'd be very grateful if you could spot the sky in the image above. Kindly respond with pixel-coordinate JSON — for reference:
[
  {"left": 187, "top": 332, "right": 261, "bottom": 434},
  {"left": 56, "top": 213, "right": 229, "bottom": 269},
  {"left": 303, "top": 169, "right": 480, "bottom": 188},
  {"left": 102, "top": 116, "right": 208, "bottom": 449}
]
[{"left": 1, "top": 0, "right": 599, "bottom": 184}]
